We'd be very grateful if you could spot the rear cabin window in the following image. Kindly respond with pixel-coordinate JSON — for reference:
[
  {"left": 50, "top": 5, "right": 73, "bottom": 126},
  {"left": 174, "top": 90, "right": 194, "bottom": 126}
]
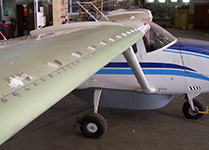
[{"left": 143, "top": 26, "right": 174, "bottom": 53}]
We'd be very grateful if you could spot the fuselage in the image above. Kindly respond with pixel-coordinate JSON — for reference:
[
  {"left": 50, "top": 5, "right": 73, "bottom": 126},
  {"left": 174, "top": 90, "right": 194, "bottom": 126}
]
[{"left": 77, "top": 20, "right": 209, "bottom": 95}]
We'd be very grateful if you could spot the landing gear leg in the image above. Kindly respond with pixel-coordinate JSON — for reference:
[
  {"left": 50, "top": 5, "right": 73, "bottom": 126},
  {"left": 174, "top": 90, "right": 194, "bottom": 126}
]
[
  {"left": 79, "top": 89, "right": 107, "bottom": 138},
  {"left": 182, "top": 93, "right": 205, "bottom": 119}
]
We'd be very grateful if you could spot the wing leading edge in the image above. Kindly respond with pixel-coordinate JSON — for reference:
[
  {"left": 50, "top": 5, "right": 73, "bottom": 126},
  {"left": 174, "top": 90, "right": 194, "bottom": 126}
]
[{"left": 0, "top": 22, "right": 144, "bottom": 145}]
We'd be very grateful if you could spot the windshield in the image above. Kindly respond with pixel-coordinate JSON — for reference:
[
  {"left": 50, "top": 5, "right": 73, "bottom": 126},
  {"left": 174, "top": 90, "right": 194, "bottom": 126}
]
[{"left": 143, "top": 21, "right": 176, "bottom": 53}]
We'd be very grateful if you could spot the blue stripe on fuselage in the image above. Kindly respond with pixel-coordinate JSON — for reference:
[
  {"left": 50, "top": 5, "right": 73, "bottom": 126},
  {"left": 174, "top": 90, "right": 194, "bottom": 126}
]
[
  {"left": 96, "top": 69, "right": 209, "bottom": 82},
  {"left": 167, "top": 39, "right": 209, "bottom": 58},
  {"left": 96, "top": 39, "right": 209, "bottom": 81},
  {"left": 105, "top": 62, "right": 195, "bottom": 72},
  {"left": 163, "top": 49, "right": 209, "bottom": 60}
]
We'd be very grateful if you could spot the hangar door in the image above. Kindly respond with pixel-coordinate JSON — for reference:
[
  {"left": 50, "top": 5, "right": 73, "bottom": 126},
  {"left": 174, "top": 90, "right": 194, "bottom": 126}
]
[{"left": 194, "top": 6, "right": 209, "bottom": 29}]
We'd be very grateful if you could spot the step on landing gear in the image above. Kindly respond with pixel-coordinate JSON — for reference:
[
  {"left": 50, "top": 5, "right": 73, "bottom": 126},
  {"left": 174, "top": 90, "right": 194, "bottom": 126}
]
[{"left": 79, "top": 89, "right": 107, "bottom": 138}]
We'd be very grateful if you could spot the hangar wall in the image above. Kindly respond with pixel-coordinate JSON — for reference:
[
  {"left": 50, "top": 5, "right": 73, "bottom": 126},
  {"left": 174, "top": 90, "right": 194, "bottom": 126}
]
[{"left": 194, "top": 0, "right": 209, "bottom": 3}]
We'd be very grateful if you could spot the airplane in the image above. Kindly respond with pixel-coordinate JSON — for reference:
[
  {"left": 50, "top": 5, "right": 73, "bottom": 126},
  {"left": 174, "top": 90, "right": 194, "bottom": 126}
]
[
  {"left": 73, "top": 9, "right": 209, "bottom": 138},
  {"left": 0, "top": 8, "right": 208, "bottom": 146}
]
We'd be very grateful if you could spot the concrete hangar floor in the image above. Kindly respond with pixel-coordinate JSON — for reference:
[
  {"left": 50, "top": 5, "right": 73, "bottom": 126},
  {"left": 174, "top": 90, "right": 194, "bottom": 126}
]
[{"left": 1, "top": 28, "right": 209, "bottom": 150}]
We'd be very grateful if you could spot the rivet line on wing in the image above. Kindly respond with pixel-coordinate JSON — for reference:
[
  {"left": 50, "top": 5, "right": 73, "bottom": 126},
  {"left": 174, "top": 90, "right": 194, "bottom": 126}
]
[
  {"left": 1, "top": 28, "right": 141, "bottom": 103},
  {"left": 49, "top": 74, "right": 53, "bottom": 78},
  {"left": 0, "top": 48, "right": 98, "bottom": 103},
  {"left": 13, "top": 92, "right": 18, "bottom": 97},
  {"left": 1, "top": 98, "right": 7, "bottom": 103},
  {"left": 24, "top": 87, "right": 29, "bottom": 91}
]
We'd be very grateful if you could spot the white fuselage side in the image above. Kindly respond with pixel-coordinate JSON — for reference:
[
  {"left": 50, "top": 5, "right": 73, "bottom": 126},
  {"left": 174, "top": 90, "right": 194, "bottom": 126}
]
[{"left": 78, "top": 21, "right": 209, "bottom": 96}]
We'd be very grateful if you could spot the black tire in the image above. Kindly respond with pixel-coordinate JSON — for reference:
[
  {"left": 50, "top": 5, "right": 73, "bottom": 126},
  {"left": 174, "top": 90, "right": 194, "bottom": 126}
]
[
  {"left": 80, "top": 113, "right": 107, "bottom": 138},
  {"left": 182, "top": 99, "right": 205, "bottom": 119}
]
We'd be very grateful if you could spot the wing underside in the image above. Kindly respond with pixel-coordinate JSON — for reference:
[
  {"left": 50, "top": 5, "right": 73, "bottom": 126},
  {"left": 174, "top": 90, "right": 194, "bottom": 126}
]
[{"left": 0, "top": 22, "right": 144, "bottom": 145}]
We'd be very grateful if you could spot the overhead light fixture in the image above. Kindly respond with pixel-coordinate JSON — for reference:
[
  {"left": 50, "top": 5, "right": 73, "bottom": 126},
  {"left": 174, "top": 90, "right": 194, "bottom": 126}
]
[
  {"left": 159, "top": 0, "right": 165, "bottom": 3},
  {"left": 182, "top": 0, "right": 190, "bottom": 3},
  {"left": 171, "top": 0, "right": 178, "bottom": 2},
  {"left": 147, "top": 0, "right": 155, "bottom": 2}
]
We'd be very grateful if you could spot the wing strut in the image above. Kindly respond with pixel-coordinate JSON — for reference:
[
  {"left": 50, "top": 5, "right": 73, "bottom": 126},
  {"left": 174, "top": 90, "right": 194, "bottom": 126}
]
[{"left": 123, "top": 46, "right": 155, "bottom": 93}]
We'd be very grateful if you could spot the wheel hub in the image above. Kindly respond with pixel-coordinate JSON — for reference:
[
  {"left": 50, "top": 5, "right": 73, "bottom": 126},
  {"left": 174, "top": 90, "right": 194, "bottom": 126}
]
[
  {"left": 87, "top": 123, "right": 98, "bottom": 133},
  {"left": 189, "top": 106, "right": 199, "bottom": 116}
]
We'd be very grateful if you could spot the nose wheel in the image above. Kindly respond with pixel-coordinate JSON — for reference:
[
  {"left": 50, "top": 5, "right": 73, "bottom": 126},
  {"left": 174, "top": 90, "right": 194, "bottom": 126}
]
[
  {"left": 182, "top": 99, "right": 205, "bottom": 119},
  {"left": 79, "top": 113, "right": 107, "bottom": 138}
]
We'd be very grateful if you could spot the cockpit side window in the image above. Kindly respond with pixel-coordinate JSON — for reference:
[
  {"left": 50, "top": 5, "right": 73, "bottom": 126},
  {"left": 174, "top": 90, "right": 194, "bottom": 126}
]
[
  {"left": 143, "top": 24, "right": 174, "bottom": 53},
  {"left": 132, "top": 43, "right": 137, "bottom": 53}
]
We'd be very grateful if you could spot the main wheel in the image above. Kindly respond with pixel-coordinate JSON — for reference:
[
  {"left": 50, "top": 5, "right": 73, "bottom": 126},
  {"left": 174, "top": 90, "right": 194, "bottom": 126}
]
[
  {"left": 182, "top": 99, "right": 205, "bottom": 119},
  {"left": 80, "top": 113, "right": 107, "bottom": 138}
]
